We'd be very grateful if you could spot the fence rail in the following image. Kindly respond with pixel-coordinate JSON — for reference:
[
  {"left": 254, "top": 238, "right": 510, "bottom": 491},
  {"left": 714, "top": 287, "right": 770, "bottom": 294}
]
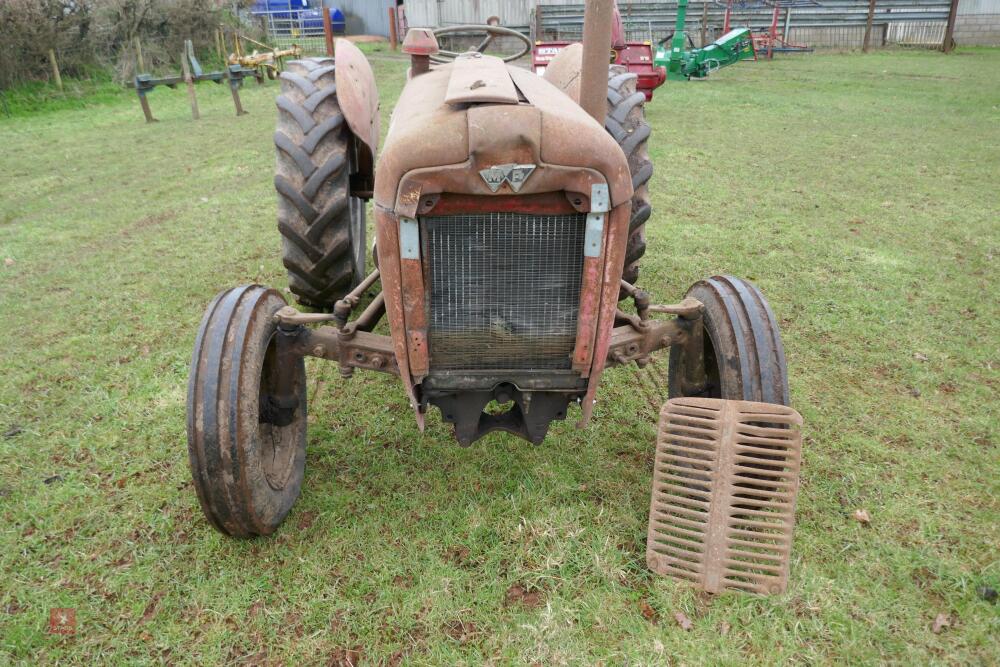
[{"left": 535, "top": 0, "right": 952, "bottom": 47}]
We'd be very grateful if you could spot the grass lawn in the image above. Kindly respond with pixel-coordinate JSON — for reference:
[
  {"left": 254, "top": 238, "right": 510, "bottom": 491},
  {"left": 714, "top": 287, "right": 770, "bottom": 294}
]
[{"left": 1, "top": 47, "right": 998, "bottom": 664}]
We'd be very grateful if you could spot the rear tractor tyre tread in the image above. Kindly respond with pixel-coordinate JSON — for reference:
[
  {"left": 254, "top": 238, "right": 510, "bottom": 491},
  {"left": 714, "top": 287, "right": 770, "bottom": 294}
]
[
  {"left": 605, "top": 67, "right": 651, "bottom": 296},
  {"left": 275, "top": 57, "right": 362, "bottom": 310}
]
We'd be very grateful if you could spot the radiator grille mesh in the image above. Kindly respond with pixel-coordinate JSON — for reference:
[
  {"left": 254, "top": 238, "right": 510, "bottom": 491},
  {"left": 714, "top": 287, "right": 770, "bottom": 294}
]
[
  {"left": 646, "top": 397, "right": 803, "bottom": 595},
  {"left": 423, "top": 212, "right": 586, "bottom": 370}
]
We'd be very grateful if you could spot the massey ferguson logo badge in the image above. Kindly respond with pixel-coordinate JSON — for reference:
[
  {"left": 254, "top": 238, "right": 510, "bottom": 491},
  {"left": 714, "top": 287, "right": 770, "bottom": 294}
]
[{"left": 479, "top": 164, "right": 536, "bottom": 193}]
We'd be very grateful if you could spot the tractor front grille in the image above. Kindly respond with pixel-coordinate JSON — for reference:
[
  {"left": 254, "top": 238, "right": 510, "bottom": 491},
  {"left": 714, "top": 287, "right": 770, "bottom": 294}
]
[
  {"left": 422, "top": 212, "right": 586, "bottom": 371},
  {"left": 646, "top": 398, "right": 803, "bottom": 596}
]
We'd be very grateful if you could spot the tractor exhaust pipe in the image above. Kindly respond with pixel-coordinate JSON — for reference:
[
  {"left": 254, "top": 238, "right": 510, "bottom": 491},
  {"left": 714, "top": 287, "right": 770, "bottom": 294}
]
[{"left": 579, "top": 0, "right": 614, "bottom": 124}]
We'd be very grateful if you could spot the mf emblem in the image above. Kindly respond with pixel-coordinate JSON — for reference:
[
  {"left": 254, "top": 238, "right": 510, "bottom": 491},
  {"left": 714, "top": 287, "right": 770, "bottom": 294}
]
[{"left": 479, "top": 163, "right": 536, "bottom": 193}]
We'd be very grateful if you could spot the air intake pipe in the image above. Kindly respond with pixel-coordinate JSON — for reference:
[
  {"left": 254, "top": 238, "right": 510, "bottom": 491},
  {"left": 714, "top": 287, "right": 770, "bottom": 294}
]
[{"left": 579, "top": 0, "right": 615, "bottom": 124}]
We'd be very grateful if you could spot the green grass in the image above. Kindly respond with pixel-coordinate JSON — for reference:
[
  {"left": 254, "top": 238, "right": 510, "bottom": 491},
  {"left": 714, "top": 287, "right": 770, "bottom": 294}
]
[
  {"left": 0, "top": 72, "right": 128, "bottom": 119},
  {"left": 1, "top": 47, "right": 998, "bottom": 664}
]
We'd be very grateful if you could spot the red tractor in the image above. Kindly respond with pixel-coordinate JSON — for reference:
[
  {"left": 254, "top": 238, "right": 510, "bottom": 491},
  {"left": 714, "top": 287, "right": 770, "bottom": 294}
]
[
  {"left": 186, "top": 0, "right": 789, "bottom": 538},
  {"left": 532, "top": 0, "right": 666, "bottom": 100}
]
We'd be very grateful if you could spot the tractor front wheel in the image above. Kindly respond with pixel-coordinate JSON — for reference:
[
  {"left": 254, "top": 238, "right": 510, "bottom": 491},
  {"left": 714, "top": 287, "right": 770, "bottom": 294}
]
[
  {"left": 667, "top": 276, "right": 789, "bottom": 405},
  {"left": 186, "top": 285, "right": 308, "bottom": 537}
]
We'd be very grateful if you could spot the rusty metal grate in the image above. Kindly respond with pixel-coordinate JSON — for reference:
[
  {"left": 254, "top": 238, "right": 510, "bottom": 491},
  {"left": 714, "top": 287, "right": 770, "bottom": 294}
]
[
  {"left": 646, "top": 397, "right": 803, "bottom": 595},
  {"left": 422, "top": 212, "right": 586, "bottom": 371}
]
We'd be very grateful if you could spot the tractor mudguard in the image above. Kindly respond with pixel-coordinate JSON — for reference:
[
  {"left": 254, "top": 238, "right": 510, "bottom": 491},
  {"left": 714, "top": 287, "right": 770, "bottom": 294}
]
[
  {"left": 542, "top": 43, "right": 584, "bottom": 104},
  {"left": 334, "top": 38, "right": 380, "bottom": 179}
]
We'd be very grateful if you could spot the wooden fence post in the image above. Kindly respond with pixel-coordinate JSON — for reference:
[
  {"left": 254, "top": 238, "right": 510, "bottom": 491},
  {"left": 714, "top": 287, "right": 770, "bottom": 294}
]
[
  {"left": 181, "top": 42, "right": 200, "bottom": 120},
  {"left": 135, "top": 37, "right": 145, "bottom": 73},
  {"left": 942, "top": 0, "right": 959, "bottom": 52},
  {"left": 388, "top": 6, "right": 398, "bottom": 50},
  {"left": 216, "top": 28, "right": 226, "bottom": 68},
  {"left": 48, "top": 49, "right": 63, "bottom": 91},
  {"left": 323, "top": 8, "right": 335, "bottom": 57},
  {"left": 862, "top": 0, "right": 877, "bottom": 52}
]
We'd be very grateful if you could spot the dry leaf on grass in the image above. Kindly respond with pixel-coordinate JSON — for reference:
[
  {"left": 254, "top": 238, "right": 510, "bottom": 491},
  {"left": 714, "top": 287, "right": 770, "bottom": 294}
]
[
  {"left": 674, "top": 611, "right": 693, "bottom": 631},
  {"left": 140, "top": 591, "right": 164, "bottom": 624},
  {"left": 854, "top": 509, "right": 871, "bottom": 525},
  {"left": 638, "top": 600, "right": 658, "bottom": 624},
  {"left": 3, "top": 258, "right": 14, "bottom": 267},
  {"left": 931, "top": 613, "right": 951, "bottom": 634}
]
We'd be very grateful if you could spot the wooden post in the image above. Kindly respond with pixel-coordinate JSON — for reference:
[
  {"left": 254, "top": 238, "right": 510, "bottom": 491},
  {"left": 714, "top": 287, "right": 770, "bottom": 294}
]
[
  {"left": 216, "top": 28, "right": 226, "bottom": 68},
  {"left": 181, "top": 42, "right": 200, "bottom": 120},
  {"left": 388, "top": 6, "right": 398, "bottom": 50},
  {"left": 135, "top": 37, "right": 145, "bottom": 73},
  {"left": 700, "top": 2, "right": 708, "bottom": 47},
  {"left": 768, "top": 6, "right": 779, "bottom": 59},
  {"left": 48, "top": 49, "right": 63, "bottom": 91},
  {"left": 862, "top": 0, "right": 877, "bottom": 52},
  {"left": 230, "top": 83, "right": 246, "bottom": 116},
  {"left": 942, "top": 0, "right": 959, "bottom": 52},
  {"left": 323, "top": 7, "right": 335, "bottom": 57},
  {"left": 137, "top": 91, "right": 156, "bottom": 123}
]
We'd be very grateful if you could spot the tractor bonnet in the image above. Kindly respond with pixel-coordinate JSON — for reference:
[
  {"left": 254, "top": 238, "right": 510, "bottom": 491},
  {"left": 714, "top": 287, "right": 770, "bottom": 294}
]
[{"left": 374, "top": 54, "right": 633, "bottom": 216}]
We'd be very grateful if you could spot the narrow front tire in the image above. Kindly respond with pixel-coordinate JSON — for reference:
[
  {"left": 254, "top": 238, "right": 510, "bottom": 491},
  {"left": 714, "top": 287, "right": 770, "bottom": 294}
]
[
  {"left": 186, "top": 285, "right": 308, "bottom": 537},
  {"left": 668, "top": 276, "right": 789, "bottom": 405}
]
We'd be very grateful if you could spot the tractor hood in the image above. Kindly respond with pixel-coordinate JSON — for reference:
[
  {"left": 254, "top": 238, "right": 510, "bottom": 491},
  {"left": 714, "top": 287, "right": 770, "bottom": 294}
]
[{"left": 374, "top": 54, "right": 633, "bottom": 216}]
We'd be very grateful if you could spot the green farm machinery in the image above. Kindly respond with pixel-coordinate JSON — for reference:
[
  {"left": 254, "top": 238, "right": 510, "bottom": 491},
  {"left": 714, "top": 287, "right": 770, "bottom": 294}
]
[{"left": 654, "top": 0, "right": 756, "bottom": 80}]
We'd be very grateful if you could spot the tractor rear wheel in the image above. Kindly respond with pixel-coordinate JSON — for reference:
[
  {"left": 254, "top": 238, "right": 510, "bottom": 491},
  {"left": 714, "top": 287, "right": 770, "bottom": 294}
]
[
  {"left": 606, "top": 66, "right": 651, "bottom": 297},
  {"left": 187, "top": 285, "right": 308, "bottom": 537},
  {"left": 275, "top": 57, "right": 365, "bottom": 310},
  {"left": 667, "top": 276, "right": 790, "bottom": 405}
]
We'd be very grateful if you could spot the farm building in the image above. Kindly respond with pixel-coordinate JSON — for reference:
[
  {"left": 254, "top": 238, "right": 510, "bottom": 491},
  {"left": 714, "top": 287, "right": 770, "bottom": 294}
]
[{"left": 328, "top": 0, "right": 1000, "bottom": 47}]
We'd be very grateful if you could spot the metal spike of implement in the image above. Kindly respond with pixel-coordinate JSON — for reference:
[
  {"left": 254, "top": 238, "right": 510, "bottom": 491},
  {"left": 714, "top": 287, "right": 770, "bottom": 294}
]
[{"left": 646, "top": 397, "right": 803, "bottom": 595}]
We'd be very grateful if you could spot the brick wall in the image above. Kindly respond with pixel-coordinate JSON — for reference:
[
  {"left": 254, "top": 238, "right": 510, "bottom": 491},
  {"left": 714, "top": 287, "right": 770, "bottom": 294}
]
[{"left": 954, "top": 15, "right": 1000, "bottom": 45}]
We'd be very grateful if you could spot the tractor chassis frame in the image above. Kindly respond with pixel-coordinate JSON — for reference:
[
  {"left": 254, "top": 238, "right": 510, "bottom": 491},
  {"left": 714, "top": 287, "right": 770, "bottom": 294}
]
[{"left": 269, "top": 272, "right": 708, "bottom": 444}]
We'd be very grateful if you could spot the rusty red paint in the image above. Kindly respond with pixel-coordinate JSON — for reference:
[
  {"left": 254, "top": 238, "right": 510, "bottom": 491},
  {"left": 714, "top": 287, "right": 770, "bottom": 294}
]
[
  {"left": 374, "top": 205, "right": 423, "bottom": 429},
  {"left": 423, "top": 193, "right": 582, "bottom": 217},
  {"left": 400, "top": 257, "right": 429, "bottom": 379},
  {"left": 334, "top": 39, "right": 380, "bottom": 169},
  {"left": 572, "top": 255, "right": 605, "bottom": 375},
  {"left": 579, "top": 203, "right": 630, "bottom": 425},
  {"left": 444, "top": 53, "right": 519, "bottom": 106},
  {"left": 401, "top": 28, "right": 440, "bottom": 56}
]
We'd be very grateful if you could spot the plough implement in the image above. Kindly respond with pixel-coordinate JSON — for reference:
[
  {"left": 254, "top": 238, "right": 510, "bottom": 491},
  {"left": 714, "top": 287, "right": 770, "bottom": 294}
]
[{"left": 134, "top": 40, "right": 262, "bottom": 123}]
